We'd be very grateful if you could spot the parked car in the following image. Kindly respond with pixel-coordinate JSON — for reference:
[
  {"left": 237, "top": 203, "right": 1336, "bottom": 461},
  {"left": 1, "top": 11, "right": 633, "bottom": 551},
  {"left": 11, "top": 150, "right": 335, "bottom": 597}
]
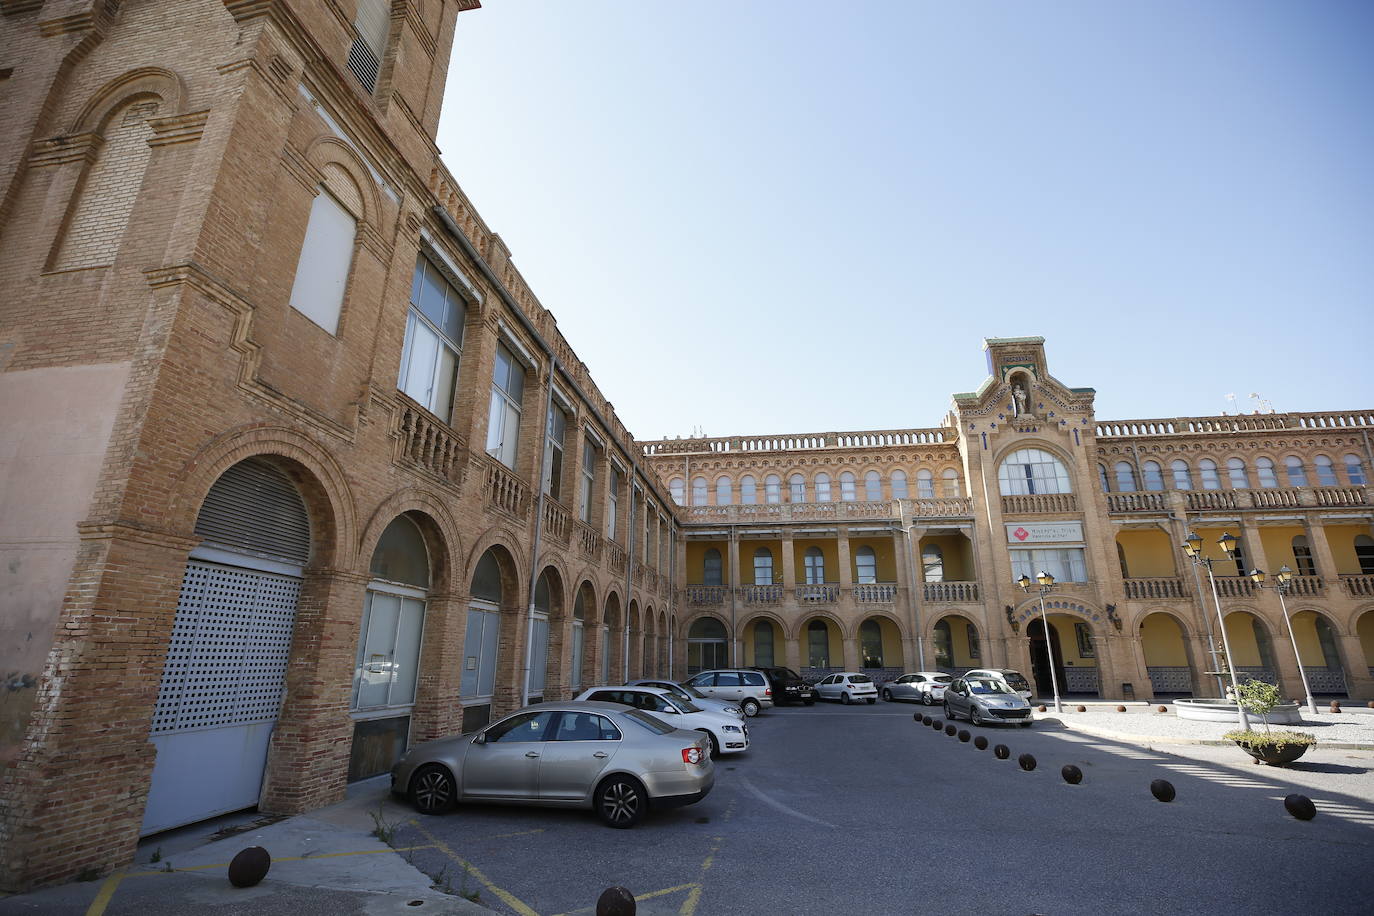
[
  {"left": 626, "top": 678, "right": 744, "bottom": 719},
  {"left": 813, "top": 672, "right": 879, "bottom": 704},
  {"left": 880, "top": 671, "right": 952, "bottom": 705},
  {"left": 748, "top": 666, "right": 817, "bottom": 706},
  {"left": 962, "top": 668, "right": 1034, "bottom": 700},
  {"left": 683, "top": 669, "right": 774, "bottom": 717},
  {"left": 575, "top": 686, "right": 749, "bottom": 756},
  {"left": 391, "top": 701, "right": 713, "bottom": 827},
  {"left": 943, "top": 676, "right": 1033, "bottom": 727}
]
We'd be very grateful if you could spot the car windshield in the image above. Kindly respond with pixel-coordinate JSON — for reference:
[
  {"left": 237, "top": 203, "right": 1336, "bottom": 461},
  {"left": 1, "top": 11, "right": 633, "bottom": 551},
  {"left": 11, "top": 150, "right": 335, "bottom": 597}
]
[
  {"left": 1002, "top": 673, "right": 1031, "bottom": 690},
  {"left": 672, "top": 698, "right": 703, "bottom": 714},
  {"left": 968, "top": 679, "right": 1012, "bottom": 695},
  {"left": 680, "top": 684, "right": 709, "bottom": 699},
  {"left": 778, "top": 668, "right": 802, "bottom": 680},
  {"left": 848, "top": 675, "right": 873, "bottom": 684},
  {"left": 620, "top": 709, "right": 676, "bottom": 734}
]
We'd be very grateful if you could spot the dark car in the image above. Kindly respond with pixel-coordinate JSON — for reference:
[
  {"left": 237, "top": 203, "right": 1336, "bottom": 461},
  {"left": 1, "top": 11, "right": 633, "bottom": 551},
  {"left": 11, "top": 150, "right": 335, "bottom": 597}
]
[{"left": 748, "top": 666, "right": 816, "bottom": 706}]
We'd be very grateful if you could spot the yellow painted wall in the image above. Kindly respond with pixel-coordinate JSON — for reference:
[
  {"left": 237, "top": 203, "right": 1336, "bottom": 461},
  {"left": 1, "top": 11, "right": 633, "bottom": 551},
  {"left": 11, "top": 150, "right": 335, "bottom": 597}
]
[
  {"left": 849, "top": 538, "right": 898, "bottom": 581},
  {"left": 1115, "top": 530, "right": 1176, "bottom": 578},
  {"left": 1290, "top": 611, "right": 1331, "bottom": 666},
  {"left": 1256, "top": 525, "right": 1306, "bottom": 574},
  {"left": 1359, "top": 613, "right": 1374, "bottom": 666},
  {"left": 742, "top": 618, "right": 782, "bottom": 666},
  {"left": 1140, "top": 613, "right": 1188, "bottom": 665},
  {"left": 918, "top": 535, "right": 974, "bottom": 581},
  {"left": 1050, "top": 614, "right": 1097, "bottom": 666},
  {"left": 937, "top": 614, "right": 980, "bottom": 666},
  {"left": 1326, "top": 525, "right": 1369, "bottom": 575},
  {"left": 741, "top": 539, "right": 782, "bottom": 584},
  {"left": 1191, "top": 526, "right": 1248, "bottom": 575},
  {"left": 794, "top": 539, "right": 839, "bottom": 582},
  {"left": 1223, "top": 612, "right": 1263, "bottom": 666},
  {"left": 685, "top": 541, "right": 728, "bottom": 585}
]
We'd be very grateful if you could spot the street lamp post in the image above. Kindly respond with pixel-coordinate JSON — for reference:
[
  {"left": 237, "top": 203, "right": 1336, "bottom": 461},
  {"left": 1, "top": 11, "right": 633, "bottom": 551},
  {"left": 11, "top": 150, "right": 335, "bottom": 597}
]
[
  {"left": 1249, "top": 565, "right": 1319, "bottom": 716},
  {"left": 1017, "top": 570, "right": 1063, "bottom": 714},
  {"left": 1181, "top": 532, "right": 1250, "bottom": 731}
]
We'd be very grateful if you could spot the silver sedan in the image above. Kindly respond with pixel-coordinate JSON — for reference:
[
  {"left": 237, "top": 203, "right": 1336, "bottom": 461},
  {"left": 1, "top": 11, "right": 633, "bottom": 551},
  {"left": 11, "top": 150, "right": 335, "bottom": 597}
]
[
  {"left": 880, "top": 671, "right": 952, "bottom": 705},
  {"left": 391, "top": 701, "right": 714, "bottom": 827},
  {"left": 942, "top": 676, "right": 1033, "bottom": 727}
]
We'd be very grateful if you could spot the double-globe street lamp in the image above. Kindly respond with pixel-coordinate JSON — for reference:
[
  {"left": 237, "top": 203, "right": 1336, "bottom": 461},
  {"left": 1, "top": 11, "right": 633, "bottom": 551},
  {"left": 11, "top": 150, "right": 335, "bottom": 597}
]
[
  {"left": 1181, "top": 532, "right": 1250, "bottom": 731},
  {"left": 1248, "top": 565, "right": 1320, "bottom": 716},
  {"left": 1016, "top": 570, "right": 1063, "bottom": 714}
]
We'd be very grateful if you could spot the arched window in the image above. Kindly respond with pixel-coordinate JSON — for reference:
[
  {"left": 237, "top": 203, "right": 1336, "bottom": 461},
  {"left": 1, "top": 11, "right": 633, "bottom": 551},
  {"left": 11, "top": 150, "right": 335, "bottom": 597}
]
[
  {"left": 998, "top": 448, "right": 1071, "bottom": 495},
  {"left": 1097, "top": 464, "right": 1111, "bottom": 493},
  {"left": 1171, "top": 459, "right": 1193, "bottom": 490},
  {"left": 807, "top": 620, "right": 830, "bottom": 667},
  {"left": 916, "top": 469, "right": 935, "bottom": 499},
  {"left": 571, "top": 584, "right": 589, "bottom": 691},
  {"left": 789, "top": 473, "right": 806, "bottom": 503},
  {"left": 669, "top": 477, "right": 685, "bottom": 505},
  {"left": 1142, "top": 461, "right": 1164, "bottom": 491},
  {"left": 860, "top": 619, "right": 883, "bottom": 668},
  {"left": 464, "top": 548, "right": 505, "bottom": 728},
  {"left": 740, "top": 475, "right": 757, "bottom": 505},
  {"left": 703, "top": 548, "right": 723, "bottom": 586},
  {"left": 753, "top": 619, "right": 775, "bottom": 667},
  {"left": 1198, "top": 459, "right": 1221, "bottom": 490},
  {"left": 855, "top": 546, "right": 878, "bottom": 584},
  {"left": 764, "top": 474, "right": 782, "bottom": 504},
  {"left": 753, "top": 547, "right": 775, "bottom": 585},
  {"left": 1114, "top": 461, "right": 1137, "bottom": 492},
  {"left": 1344, "top": 454, "right": 1367, "bottom": 486},
  {"left": 803, "top": 546, "right": 826, "bottom": 584},
  {"left": 688, "top": 616, "right": 728, "bottom": 674},
  {"left": 942, "top": 468, "right": 962, "bottom": 498},
  {"left": 1315, "top": 455, "right": 1337, "bottom": 486},
  {"left": 1291, "top": 536, "right": 1315, "bottom": 576},
  {"left": 921, "top": 544, "right": 944, "bottom": 582},
  {"left": 691, "top": 476, "right": 708, "bottom": 506},
  {"left": 1284, "top": 456, "right": 1308, "bottom": 487},
  {"left": 933, "top": 618, "right": 952, "bottom": 668},
  {"left": 864, "top": 470, "right": 882, "bottom": 501},
  {"left": 1355, "top": 534, "right": 1374, "bottom": 574},
  {"left": 1227, "top": 457, "right": 1250, "bottom": 489},
  {"left": 840, "top": 472, "right": 857, "bottom": 501},
  {"left": 1255, "top": 457, "right": 1278, "bottom": 488},
  {"left": 891, "top": 470, "right": 908, "bottom": 499},
  {"left": 354, "top": 516, "right": 429, "bottom": 725},
  {"left": 716, "top": 476, "right": 733, "bottom": 505},
  {"left": 815, "top": 473, "right": 832, "bottom": 502}
]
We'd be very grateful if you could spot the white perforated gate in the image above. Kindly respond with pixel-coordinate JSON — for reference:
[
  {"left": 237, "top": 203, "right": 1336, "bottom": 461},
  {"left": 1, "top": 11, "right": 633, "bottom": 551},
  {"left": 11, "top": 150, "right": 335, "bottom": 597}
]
[{"left": 141, "top": 560, "right": 301, "bottom": 834}]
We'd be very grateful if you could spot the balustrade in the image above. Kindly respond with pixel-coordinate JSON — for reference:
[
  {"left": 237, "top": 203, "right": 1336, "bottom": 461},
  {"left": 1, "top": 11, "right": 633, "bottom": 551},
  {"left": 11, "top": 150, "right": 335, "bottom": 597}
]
[
  {"left": 795, "top": 584, "right": 839, "bottom": 603},
  {"left": 904, "top": 497, "right": 974, "bottom": 518},
  {"left": 1105, "top": 492, "right": 1167, "bottom": 513},
  {"left": 483, "top": 458, "right": 528, "bottom": 518},
  {"left": 541, "top": 499, "right": 571, "bottom": 545},
  {"left": 606, "top": 541, "right": 627, "bottom": 574},
  {"left": 1313, "top": 487, "right": 1367, "bottom": 507},
  {"left": 395, "top": 400, "right": 466, "bottom": 486},
  {"left": 923, "top": 581, "right": 979, "bottom": 603},
  {"left": 1284, "top": 575, "right": 1324, "bottom": 597},
  {"left": 1123, "top": 577, "right": 1186, "bottom": 600},
  {"left": 1341, "top": 575, "right": 1374, "bottom": 598},
  {"left": 1212, "top": 576, "right": 1254, "bottom": 598},
  {"left": 683, "top": 585, "right": 727, "bottom": 606},
  {"left": 678, "top": 500, "right": 898, "bottom": 524},
  {"left": 852, "top": 583, "right": 898, "bottom": 603},
  {"left": 739, "top": 585, "right": 783, "bottom": 605},
  {"left": 1242, "top": 487, "right": 1302, "bottom": 509},
  {"left": 576, "top": 523, "right": 602, "bottom": 562},
  {"left": 1184, "top": 490, "right": 1236, "bottom": 511},
  {"left": 1001, "top": 493, "right": 1078, "bottom": 514}
]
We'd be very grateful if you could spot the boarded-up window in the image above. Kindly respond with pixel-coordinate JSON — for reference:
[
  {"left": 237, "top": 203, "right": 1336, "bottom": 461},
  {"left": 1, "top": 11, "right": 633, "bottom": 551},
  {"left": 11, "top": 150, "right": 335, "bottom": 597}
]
[
  {"left": 57, "top": 100, "right": 159, "bottom": 270},
  {"left": 287, "top": 187, "right": 356, "bottom": 334}
]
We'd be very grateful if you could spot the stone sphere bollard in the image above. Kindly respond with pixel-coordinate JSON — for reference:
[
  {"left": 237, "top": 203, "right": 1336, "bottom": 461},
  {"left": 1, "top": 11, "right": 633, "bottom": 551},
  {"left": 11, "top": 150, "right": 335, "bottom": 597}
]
[
  {"left": 974, "top": 736, "right": 988, "bottom": 750},
  {"left": 1283, "top": 794, "right": 1317, "bottom": 821},
  {"left": 958, "top": 729, "right": 971, "bottom": 743},
  {"left": 597, "top": 886, "right": 637, "bottom": 916},
  {"left": 1157, "top": 705, "right": 1168, "bottom": 713},
  {"left": 914, "top": 712, "right": 924, "bottom": 722},
  {"left": 1037, "top": 705, "right": 1047, "bottom": 713},
  {"left": 1018, "top": 753, "right": 1037, "bottom": 772},
  {"left": 227, "top": 846, "right": 271, "bottom": 888},
  {"left": 1330, "top": 701, "right": 1342, "bottom": 713},
  {"left": 1116, "top": 705, "right": 1127, "bottom": 713},
  {"left": 1061, "top": 765, "right": 1083, "bottom": 784},
  {"left": 1076, "top": 705, "right": 1087, "bottom": 713},
  {"left": 993, "top": 744, "right": 1010, "bottom": 760},
  {"left": 945, "top": 723, "right": 957, "bottom": 736},
  {"left": 1150, "top": 779, "right": 1176, "bottom": 803}
]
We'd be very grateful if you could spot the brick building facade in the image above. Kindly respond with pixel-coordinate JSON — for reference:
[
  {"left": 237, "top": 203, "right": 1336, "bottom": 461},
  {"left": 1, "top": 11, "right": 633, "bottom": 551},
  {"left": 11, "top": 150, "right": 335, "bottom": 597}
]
[{"left": 1, "top": 0, "right": 1372, "bottom": 893}]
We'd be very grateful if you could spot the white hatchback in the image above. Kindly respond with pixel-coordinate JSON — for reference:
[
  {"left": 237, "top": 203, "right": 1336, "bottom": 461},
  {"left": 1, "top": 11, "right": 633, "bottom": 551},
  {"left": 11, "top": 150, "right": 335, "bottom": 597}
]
[
  {"left": 575, "top": 686, "right": 750, "bottom": 756},
  {"left": 814, "top": 672, "right": 879, "bottom": 705}
]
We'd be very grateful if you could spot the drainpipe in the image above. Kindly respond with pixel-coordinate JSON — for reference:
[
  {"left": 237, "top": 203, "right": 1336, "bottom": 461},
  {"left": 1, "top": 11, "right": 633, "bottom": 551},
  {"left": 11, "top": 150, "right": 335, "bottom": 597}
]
[
  {"left": 623, "top": 462, "right": 638, "bottom": 683},
  {"left": 522, "top": 358, "right": 558, "bottom": 706}
]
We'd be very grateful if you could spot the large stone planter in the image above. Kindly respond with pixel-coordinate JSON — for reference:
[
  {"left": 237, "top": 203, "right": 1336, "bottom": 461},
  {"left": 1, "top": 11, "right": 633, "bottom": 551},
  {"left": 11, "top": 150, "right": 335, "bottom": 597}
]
[
  {"left": 1233, "top": 739, "right": 1311, "bottom": 766},
  {"left": 1174, "top": 697, "right": 1302, "bottom": 724}
]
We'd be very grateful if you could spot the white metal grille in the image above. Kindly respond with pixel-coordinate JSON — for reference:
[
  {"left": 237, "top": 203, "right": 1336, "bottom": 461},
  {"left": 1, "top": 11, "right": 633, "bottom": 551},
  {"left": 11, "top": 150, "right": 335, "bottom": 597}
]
[{"left": 151, "top": 561, "right": 300, "bottom": 734}]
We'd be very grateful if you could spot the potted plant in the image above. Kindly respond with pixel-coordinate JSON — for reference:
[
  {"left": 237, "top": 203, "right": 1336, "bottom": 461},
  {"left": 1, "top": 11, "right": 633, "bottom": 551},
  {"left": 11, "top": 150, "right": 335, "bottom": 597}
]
[{"left": 1223, "top": 679, "right": 1315, "bottom": 766}]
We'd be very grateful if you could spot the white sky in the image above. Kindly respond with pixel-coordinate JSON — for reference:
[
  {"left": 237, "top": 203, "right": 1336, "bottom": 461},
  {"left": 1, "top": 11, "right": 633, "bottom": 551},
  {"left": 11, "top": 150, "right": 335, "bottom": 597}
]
[{"left": 436, "top": 1, "right": 1374, "bottom": 441}]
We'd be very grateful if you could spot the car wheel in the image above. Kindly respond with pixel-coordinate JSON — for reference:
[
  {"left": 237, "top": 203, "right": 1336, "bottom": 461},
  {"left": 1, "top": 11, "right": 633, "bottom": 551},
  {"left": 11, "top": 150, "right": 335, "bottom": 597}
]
[
  {"left": 841, "top": 692, "right": 852, "bottom": 705},
  {"left": 741, "top": 699, "right": 761, "bottom": 718},
  {"left": 409, "top": 764, "right": 456, "bottom": 815},
  {"left": 970, "top": 706, "right": 983, "bottom": 726},
  {"left": 882, "top": 689, "right": 892, "bottom": 702},
  {"left": 866, "top": 697, "right": 876, "bottom": 705},
  {"left": 595, "top": 775, "right": 646, "bottom": 829},
  {"left": 921, "top": 693, "right": 933, "bottom": 706},
  {"left": 699, "top": 730, "right": 720, "bottom": 759},
  {"left": 943, "top": 701, "right": 956, "bottom": 721}
]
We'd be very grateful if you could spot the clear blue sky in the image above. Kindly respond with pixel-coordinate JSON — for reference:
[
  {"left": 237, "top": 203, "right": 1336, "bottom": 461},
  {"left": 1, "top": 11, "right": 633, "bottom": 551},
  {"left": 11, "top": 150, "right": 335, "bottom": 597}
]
[{"left": 437, "top": 1, "right": 1374, "bottom": 440}]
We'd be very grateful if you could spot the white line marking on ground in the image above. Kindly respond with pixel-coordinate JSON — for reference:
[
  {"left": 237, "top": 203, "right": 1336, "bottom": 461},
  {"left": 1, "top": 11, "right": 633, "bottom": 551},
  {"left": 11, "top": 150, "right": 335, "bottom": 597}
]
[{"left": 736, "top": 774, "right": 837, "bottom": 828}]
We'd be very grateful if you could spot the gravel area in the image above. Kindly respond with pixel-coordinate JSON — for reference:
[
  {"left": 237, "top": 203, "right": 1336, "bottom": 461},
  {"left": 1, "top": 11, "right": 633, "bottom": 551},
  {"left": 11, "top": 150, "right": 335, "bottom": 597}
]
[{"left": 1033, "top": 703, "right": 1374, "bottom": 747}]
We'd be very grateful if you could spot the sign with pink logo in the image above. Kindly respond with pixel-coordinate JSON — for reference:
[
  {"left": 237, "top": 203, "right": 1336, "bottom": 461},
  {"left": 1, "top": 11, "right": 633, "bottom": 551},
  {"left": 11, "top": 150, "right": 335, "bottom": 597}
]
[{"left": 1004, "top": 522, "right": 1083, "bottom": 543}]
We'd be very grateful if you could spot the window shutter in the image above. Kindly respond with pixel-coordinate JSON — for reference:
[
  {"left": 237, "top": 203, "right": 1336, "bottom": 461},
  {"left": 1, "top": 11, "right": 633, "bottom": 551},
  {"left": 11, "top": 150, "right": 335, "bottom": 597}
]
[
  {"left": 348, "top": 0, "right": 391, "bottom": 92},
  {"left": 195, "top": 459, "right": 311, "bottom": 565}
]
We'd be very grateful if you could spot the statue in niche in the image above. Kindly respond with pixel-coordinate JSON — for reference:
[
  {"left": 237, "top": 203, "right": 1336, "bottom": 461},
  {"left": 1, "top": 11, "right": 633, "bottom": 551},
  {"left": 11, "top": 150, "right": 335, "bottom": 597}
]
[{"left": 1011, "top": 381, "right": 1034, "bottom": 418}]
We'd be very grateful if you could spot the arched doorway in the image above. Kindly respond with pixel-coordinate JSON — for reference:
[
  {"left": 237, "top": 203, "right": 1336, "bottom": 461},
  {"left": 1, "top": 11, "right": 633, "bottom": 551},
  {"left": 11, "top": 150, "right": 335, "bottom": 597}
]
[
  {"left": 687, "top": 616, "right": 729, "bottom": 674},
  {"left": 348, "top": 513, "right": 433, "bottom": 781},
  {"left": 144, "top": 458, "right": 313, "bottom": 834},
  {"left": 1223, "top": 611, "right": 1277, "bottom": 684},
  {"left": 932, "top": 614, "right": 979, "bottom": 675},
  {"left": 803, "top": 617, "right": 839, "bottom": 674},
  {"left": 570, "top": 582, "right": 593, "bottom": 694},
  {"left": 462, "top": 547, "right": 510, "bottom": 731},
  {"left": 644, "top": 609, "right": 658, "bottom": 678},
  {"left": 748, "top": 618, "right": 781, "bottom": 667},
  {"left": 1139, "top": 612, "right": 1194, "bottom": 696},
  {"left": 860, "top": 616, "right": 903, "bottom": 671},
  {"left": 1290, "top": 610, "right": 1347, "bottom": 695},
  {"left": 527, "top": 568, "right": 562, "bottom": 703},
  {"left": 1025, "top": 618, "right": 1063, "bottom": 699},
  {"left": 602, "top": 593, "right": 622, "bottom": 684}
]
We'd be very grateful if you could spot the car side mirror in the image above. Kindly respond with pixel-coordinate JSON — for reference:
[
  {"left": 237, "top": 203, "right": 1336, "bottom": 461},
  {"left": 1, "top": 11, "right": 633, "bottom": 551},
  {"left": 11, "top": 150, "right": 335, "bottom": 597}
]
[{"left": 473, "top": 732, "right": 487, "bottom": 745}]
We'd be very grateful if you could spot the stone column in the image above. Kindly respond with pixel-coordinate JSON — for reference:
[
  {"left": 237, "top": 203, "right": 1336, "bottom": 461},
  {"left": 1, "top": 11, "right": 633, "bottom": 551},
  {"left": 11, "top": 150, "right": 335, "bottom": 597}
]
[
  {"left": 1337, "top": 635, "right": 1374, "bottom": 700},
  {"left": 411, "top": 590, "right": 466, "bottom": 743},
  {"left": 1305, "top": 520, "right": 1341, "bottom": 583},
  {"left": 780, "top": 532, "right": 797, "bottom": 587},
  {"left": 836, "top": 530, "right": 853, "bottom": 588}
]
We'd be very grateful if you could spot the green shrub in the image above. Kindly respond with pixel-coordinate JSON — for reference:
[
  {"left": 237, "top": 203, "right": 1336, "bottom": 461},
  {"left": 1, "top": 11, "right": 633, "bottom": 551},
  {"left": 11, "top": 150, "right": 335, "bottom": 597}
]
[{"left": 1223, "top": 730, "right": 1315, "bottom": 747}]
